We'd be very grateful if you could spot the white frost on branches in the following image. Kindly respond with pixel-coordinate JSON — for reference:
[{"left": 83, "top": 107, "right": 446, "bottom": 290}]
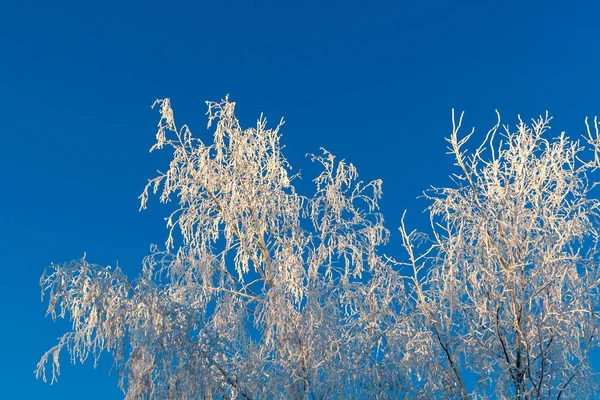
[
  {"left": 401, "top": 111, "right": 600, "bottom": 399},
  {"left": 37, "top": 98, "right": 600, "bottom": 399},
  {"left": 37, "top": 97, "right": 410, "bottom": 399}
]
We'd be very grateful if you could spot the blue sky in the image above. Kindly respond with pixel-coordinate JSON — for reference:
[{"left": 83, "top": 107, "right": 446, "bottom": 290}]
[{"left": 2, "top": 0, "right": 600, "bottom": 397}]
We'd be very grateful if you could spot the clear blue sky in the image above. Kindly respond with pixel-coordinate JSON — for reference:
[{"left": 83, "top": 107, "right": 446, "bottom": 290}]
[{"left": 2, "top": 0, "right": 600, "bottom": 398}]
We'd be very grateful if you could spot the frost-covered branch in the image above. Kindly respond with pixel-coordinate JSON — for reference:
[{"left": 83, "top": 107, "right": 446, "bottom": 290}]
[
  {"left": 403, "top": 110, "right": 600, "bottom": 398},
  {"left": 38, "top": 97, "right": 409, "bottom": 399}
]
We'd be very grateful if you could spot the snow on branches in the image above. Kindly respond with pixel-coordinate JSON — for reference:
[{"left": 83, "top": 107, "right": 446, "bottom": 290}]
[
  {"left": 38, "top": 97, "right": 407, "bottom": 399},
  {"left": 37, "top": 98, "right": 600, "bottom": 399}
]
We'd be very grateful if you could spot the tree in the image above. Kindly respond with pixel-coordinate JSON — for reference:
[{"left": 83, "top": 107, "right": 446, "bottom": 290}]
[
  {"left": 37, "top": 97, "right": 600, "bottom": 399},
  {"left": 36, "top": 97, "right": 411, "bottom": 399},
  {"left": 401, "top": 111, "right": 600, "bottom": 398}
]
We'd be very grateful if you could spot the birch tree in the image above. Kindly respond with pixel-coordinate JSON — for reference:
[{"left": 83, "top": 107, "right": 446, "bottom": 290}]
[
  {"left": 401, "top": 112, "right": 600, "bottom": 399},
  {"left": 36, "top": 97, "right": 412, "bottom": 399}
]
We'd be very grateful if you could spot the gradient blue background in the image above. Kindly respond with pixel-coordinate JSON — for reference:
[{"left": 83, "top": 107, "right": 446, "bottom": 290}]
[{"left": 2, "top": 0, "right": 600, "bottom": 397}]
